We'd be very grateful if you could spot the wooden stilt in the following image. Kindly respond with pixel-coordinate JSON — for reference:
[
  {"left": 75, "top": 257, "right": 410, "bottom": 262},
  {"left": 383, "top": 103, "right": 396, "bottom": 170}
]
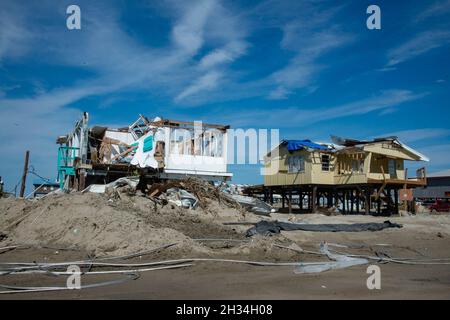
[
  {"left": 19, "top": 150, "right": 30, "bottom": 198},
  {"left": 394, "top": 188, "right": 399, "bottom": 215},
  {"left": 312, "top": 186, "right": 317, "bottom": 213},
  {"left": 288, "top": 190, "right": 292, "bottom": 214},
  {"left": 365, "top": 189, "right": 370, "bottom": 215}
]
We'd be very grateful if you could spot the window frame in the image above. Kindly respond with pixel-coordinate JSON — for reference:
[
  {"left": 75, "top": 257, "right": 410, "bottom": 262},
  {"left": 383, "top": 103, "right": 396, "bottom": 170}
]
[
  {"left": 321, "top": 154, "right": 331, "bottom": 171},
  {"left": 288, "top": 155, "right": 305, "bottom": 173}
]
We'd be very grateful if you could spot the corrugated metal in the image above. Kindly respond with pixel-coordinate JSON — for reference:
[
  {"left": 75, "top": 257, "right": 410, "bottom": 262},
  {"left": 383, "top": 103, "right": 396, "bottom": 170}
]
[{"left": 414, "top": 186, "right": 450, "bottom": 199}]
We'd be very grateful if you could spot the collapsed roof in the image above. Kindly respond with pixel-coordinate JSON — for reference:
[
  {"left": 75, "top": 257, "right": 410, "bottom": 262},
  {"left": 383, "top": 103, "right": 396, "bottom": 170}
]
[
  {"left": 267, "top": 136, "right": 429, "bottom": 162},
  {"left": 330, "top": 135, "right": 429, "bottom": 162}
]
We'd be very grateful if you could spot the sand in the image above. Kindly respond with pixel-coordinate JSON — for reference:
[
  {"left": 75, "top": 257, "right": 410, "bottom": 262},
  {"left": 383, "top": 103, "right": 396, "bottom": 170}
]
[{"left": 1, "top": 191, "right": 450, "bottom": 299}]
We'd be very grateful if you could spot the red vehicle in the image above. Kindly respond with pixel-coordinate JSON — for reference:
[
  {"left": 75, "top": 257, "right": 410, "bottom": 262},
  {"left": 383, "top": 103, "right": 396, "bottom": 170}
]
[{"left": 429, "top": 200, "right": 450, "bottom": 213}]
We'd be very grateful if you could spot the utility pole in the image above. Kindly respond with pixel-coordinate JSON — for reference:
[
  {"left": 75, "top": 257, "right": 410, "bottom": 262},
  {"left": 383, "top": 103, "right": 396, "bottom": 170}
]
[{"left": 19, "top": 150, "right": 30, "bottom": 198}]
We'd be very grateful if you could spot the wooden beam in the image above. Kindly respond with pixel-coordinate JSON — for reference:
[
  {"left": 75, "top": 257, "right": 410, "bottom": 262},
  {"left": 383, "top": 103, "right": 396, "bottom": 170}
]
[
  {"left": 365, "top": 189, "right": 370, "bottom": 215},
  {"left": 19, "top": 150, "right": 30, "bottom": 198},
  {"left": 394, "top": 188, "right": 399, "bottom": 215},
  {"left": 312, "top": 187, "right": 317, "bottom": 212}
]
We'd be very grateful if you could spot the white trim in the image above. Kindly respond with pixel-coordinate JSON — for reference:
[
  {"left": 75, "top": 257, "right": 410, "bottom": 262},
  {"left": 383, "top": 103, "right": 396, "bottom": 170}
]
[
  {"left": 395, "top": 139, "right": 430, "bottom": 162},
  {"left": 163, "top": 169, "right": 233, "bottom": 177}
]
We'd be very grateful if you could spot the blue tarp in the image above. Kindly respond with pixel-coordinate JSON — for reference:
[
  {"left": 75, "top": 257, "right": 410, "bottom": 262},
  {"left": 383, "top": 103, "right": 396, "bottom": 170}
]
[{"left": 283, "top": 140, "right": 328, "bottom": 151}]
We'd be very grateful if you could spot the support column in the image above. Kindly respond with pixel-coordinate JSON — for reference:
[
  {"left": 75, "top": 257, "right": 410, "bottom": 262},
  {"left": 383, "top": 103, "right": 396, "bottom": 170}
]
[
  {"left": 312, "top": 186, "right": 317, "bottom": 213},
  {"left": 350, "top": 191, "right": 354, "bottom": 214},
  {"left": 299, "top": 190, "right": 303, "bottom": 209},
  {"left": 288, "top": 190, "right": 292, "bottom": 214},
  {"left": 356, "top": 190, "right": 360, "bottom": 214},
  {"left": 377, "top": 195, "right": 381, "bottom": 215},
  {"left": 342, "top": 191, "right": 346, "bottom": 214},
  {"left": 365, "top": 189, "right": 370, "bottom": 215},
  {"left": 19, "top": 150, "right": 30, "bottom": 198},
  {"left": 394, "top": 188, "right": 399, "bottom": 215}
]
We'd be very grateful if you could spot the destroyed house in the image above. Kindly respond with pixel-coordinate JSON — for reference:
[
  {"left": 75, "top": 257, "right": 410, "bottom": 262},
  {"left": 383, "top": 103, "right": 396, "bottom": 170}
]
[
  {"left": 247, "top": 136, "right": 429, "bottom": 215},
  {"left": 56, "top": 112, "right": 232, "bottom": 190}
]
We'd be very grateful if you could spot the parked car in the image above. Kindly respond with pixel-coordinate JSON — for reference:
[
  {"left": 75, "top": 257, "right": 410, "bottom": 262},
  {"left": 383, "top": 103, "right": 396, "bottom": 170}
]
[{"left": 429, "top": 200, "right": 450, "bottom": 213}]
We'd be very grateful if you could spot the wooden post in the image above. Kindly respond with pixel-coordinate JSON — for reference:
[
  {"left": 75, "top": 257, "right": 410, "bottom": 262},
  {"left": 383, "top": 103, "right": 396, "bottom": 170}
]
[
  {"left": 281, "top": 191, "right": 285, "bottom": 209},
  {"left": 377, "top": 196, "right": 381, "bottom": 215},
  {"left": 342, "top": 191, "right": 346, "bottom": 214},
  {"left": 19, "top": 150, "right": 30, "bottom": 198},
  {"left": 327, "top": 191, "right": 333, "bottom": 208},
  {"left": 312, "top": 186, "right": 317, "bottom": 213},
  {"left": 350, "top": 191, "right": 354, "bottom": 214},
  {"left": 299, "top": 190, "right": 303, "bottom": 209},
  {"left": 316, "top": 191, "right": 320, "bottom": 208},
  {"left": 356, "top": 190, "right": 360, "bottom": 214},
  {"left": 394, "top": 188, "right": 399, "bottom": 215},
  {"left": 288, "top": 190, "right": 292, "bottom": 214},
  {"left": 365, "top": 189, "right": 370, "bottom": 215},
  {"left": 79, "top": 169, "right": 86, "bottom": 191}
]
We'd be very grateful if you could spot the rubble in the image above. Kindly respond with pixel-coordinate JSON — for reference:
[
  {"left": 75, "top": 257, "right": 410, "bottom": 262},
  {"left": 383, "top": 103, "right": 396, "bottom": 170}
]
[
  {"left": 227, "top": 194, "right": 275, "bottom": 216},
  {"left": 0, "top": 177, "right": 270, "bottom": 257}
]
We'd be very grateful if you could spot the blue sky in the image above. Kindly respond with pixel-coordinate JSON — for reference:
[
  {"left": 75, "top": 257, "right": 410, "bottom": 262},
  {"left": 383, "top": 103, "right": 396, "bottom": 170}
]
[{"left": 1, "top": 0, "right": 450, "bottom": 191}]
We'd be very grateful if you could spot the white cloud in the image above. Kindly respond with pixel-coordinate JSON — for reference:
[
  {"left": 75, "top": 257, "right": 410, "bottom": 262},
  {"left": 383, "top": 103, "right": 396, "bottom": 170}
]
[
  {"left": 267, "top": 9, "right": 354, "bottom": 99},
  {"left": 219, "top": 89, "right": 426, "bottom": 128},
  {"left": 387, "top": 30, "right": 450, "bottom": 66},
  {"left": 171, "top": 0, "right": 216, "bottom": 55},
  {"left": 416, "top": 143, "right": 450, "bottom": 167},
  {"left": 176, "top": 71, "right": 222, "bottom": 101},
  {"left": 173, "top": 1, "right": 249, "bottom": 102},
  {"left": 267, "top": 86, "right": 290, "bottom": 100},
  {"left": 0, "top": 2, "right": 33, "bottom": 62},
  {"left": 380, "top": 128, "right": 450, "bottom": 143},
  {"left": 417, "top": 0, "right": 450, "bottom": 21},
  {"left": 0, "top": 0, "right": 249, "bottom": 188},
  {"left": 199, "top": 41, "right": 248, "bottom": 69}
]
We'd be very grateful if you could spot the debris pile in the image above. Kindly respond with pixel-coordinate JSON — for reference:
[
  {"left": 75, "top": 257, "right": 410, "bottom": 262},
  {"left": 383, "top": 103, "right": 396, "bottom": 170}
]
[
  {"left": 145, "top": 177, "right": 242, "bottom": 211},
  {"left": 0, "top": 177, "right": 270, "bottom": 258}
]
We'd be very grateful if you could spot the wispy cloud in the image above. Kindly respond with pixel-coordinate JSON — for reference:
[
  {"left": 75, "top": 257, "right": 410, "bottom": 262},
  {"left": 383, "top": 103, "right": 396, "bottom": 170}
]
[
  {"left": 170, "top": 0, "right": 216, "bottom": 55},
  {"left": 199, "top": 41, "right": 248, "bottom": 69},
  {"left": 219, "top": 89, "right": 426, "bottom": 127},
  {"left": 0, "top": 0, "right": 255, "bottom": 187},
  {"left": 387, "top": 30, "right": 450, "bottom": 66},
  {"left": 176, "top": 71, "right": 222, "bottom": 101},
  {"left": 173, "top": 0, "right": 249, "bottom": 101},
  {"left": 377, "top": 128, "right": 450, "bottom": 143},
  {"left": 416, "top": 143, "right": 450, "bottom": 168},
  {"left": 416, "top": 0, "right": 450, "bottom": 21},
  {"left": 266, "top": 5, "right": 353, "bottom": 99},
  {"left": 0, "top": 1, "right": 33, "bottom": 62}
]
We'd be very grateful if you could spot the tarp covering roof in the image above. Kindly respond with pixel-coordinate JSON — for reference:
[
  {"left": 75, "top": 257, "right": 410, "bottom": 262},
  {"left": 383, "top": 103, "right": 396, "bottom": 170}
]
[{"left": 282, "top": 140, "right": 329, "bottom": 151}]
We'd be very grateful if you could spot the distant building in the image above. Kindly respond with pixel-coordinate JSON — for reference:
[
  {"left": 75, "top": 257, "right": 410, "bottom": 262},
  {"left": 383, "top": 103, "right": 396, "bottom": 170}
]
[
  {"left": 32, "top": 179, "right": 59, "bottom": 198},
  {"left": 413, "top": 172, "right": 450, "bottom": 200}
]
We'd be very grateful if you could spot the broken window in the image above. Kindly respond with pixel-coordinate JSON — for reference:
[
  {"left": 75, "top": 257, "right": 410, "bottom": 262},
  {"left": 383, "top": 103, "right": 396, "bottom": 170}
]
[
  {"left": 388, "top": 159, "right": 397, "bottom": 177},
  {"left": 168, "top": 127, "right": 223, "bottom": 157},
  {"left": 321, "top": 154, "right": 330, "bottom": 171},
  {"left": 129, "top": 115, "right": 151, "bottom": 140},
  {"left": 288, "top": 155, "right": 305, "bottom": 173},
  {"left": 351, "top": 159, "right": 364, "bottom": 173}
]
